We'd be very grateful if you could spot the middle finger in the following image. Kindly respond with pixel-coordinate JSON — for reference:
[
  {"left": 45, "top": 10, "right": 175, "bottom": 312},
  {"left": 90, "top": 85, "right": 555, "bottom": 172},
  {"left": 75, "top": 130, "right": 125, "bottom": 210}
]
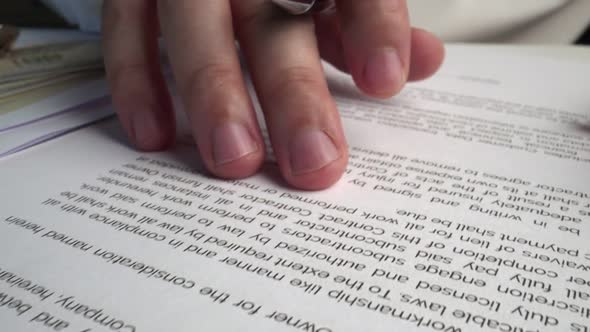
[{"left": 232, "top": 0, "right": 348, "bottom": 190}]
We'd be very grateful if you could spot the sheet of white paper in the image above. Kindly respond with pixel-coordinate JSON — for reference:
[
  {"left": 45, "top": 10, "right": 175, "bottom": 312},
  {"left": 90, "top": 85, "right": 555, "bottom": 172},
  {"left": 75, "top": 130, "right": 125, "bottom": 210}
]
[
  {"left": 0, "top": 79, "right": 109, "bottom": 131},
  {"left": 0, "top": 46, "right": 589, "bottom": 332},
  {"left": 0, "top": 97, "right": 113, "bottom": 157}
]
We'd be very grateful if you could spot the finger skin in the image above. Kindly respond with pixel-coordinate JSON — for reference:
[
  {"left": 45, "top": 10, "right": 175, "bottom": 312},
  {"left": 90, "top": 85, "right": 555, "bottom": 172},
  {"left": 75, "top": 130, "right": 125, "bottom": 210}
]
[
  {"left": 407, "top": 28, "right": 445, "bottom": 81},
  {"left": 315, "top": 17, "right": 445, "bottom": 82},
  {"left": 102, "top": 0, "right": 175, "bottom": 150},
  {"left": 232, "top": 1, "right": 348, "bottom": 190},
  {"left": 337, "top": 0, "right": 411, "bottom": 98},
  {"left": 314, "top": 14, "right": 349, "bottom": 73},
  {"left": 157, "top": 0, "right": 264, "bottom": 179}
]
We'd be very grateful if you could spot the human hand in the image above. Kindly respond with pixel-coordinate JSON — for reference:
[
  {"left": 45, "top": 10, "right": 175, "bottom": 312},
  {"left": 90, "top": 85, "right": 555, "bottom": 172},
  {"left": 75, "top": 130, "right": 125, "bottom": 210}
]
[{"left": 102, "top": 0, "right": 444, "bottom": 190}]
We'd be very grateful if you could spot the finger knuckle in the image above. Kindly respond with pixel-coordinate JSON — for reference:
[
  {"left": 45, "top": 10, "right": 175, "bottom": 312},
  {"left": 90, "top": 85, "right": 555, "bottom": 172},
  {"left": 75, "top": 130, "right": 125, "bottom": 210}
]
[
  {"left": 360, "top": 0, "right": 405, "bottom": 14},
  {"left": 184, "top": 62, "right": 239, "bottom": 97},
  {"left": 267, "top": 67, "right": 330, "bottom": 120},
  {"left": 107, "top": 63, "right": 154, "bottom": 112},
  {"left": 343, "top": 0, "right": 406, "bottom": 24},
  {"left": 232, "top": 2, "right": 268, "bottom": 31},
  {"left": 270, "top": 66, "right": 324, "bottom": 98},
  {"left": 182, "top": 63, "right": 246, "bottom": 116},
  {"left": 383, "top": 0, "right": 406, "bottom": 13},
  {"left": 108, "top": 63, "right": 150, "bottom": 93},
  {"left": 102, "top": 0, "right": 142, "bottom": 26}
]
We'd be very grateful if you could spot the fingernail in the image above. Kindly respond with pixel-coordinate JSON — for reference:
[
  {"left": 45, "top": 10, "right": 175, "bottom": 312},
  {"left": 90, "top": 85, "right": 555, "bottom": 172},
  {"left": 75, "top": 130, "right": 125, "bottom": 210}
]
[
  {"left": 290, "top": 129, "right": 340, "bottom": 175},
  {"left": 212, "top": 123, "right": 258, "bottom": 165},
  {"left": 132, "top": 111, "right": 160, "bottom": 147},
  {"left": 364, "top": 48, "right": 403, "bottom": 94}
]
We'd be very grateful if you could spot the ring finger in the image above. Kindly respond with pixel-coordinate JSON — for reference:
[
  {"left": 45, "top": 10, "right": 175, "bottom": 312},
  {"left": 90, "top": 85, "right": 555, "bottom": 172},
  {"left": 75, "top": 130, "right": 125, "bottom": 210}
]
[{"left": 158, "top": 0, "right": 265, "bottom": 179}]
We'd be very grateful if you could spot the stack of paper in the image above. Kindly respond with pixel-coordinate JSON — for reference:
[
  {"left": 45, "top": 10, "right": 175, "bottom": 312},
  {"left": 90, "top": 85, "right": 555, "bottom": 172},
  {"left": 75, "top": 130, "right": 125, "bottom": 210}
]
[{"left": 0, "top": 40, "right": 113, "bottom": 157}]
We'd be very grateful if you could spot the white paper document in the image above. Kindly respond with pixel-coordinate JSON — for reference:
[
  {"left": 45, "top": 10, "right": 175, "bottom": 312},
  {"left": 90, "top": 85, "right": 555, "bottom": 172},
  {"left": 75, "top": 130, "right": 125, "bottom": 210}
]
[
  {"left": 0, "top": 96, "right": 113, "bottom": 158},
  {"left": 0, "top": 46, "right": 589, "bottom": 332},
  {"left": 0, "top": 79, "right": 109, "bottom": 131}
]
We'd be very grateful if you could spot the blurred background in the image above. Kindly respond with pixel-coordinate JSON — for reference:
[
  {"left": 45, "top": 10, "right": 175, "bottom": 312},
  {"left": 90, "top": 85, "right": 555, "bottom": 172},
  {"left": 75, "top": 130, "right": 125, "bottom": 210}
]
[{"left": 1, "top": 0, "right": 589, "bottom": 44}]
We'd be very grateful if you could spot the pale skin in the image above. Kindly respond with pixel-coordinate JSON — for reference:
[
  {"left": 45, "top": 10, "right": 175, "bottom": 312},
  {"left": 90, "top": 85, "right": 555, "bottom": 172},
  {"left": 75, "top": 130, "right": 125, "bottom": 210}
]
[{"left": 102, "top": 0, "right": 445, "bottom": 190}]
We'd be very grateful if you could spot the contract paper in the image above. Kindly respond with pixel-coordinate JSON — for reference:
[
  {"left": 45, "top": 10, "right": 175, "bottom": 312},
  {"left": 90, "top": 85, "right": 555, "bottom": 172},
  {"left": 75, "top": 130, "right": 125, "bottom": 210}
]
[{"left": 0, "top": 46, "right": 589, "bottom": 332}]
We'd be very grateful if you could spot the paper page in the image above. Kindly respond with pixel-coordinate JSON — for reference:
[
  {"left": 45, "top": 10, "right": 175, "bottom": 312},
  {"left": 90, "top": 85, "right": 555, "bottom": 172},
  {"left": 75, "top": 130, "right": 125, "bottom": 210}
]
[
  {"left": 0, "top": 79, "right": 108, "bottom": 131},
  {"left": 0, "top": 46, "right": 589, "bottom": 332},
  {"left": 0, "top": 41, "right": 103, "bottom": 83},
  {"left": 0, "top": 96, "right": 113, "bottom": 157}
]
